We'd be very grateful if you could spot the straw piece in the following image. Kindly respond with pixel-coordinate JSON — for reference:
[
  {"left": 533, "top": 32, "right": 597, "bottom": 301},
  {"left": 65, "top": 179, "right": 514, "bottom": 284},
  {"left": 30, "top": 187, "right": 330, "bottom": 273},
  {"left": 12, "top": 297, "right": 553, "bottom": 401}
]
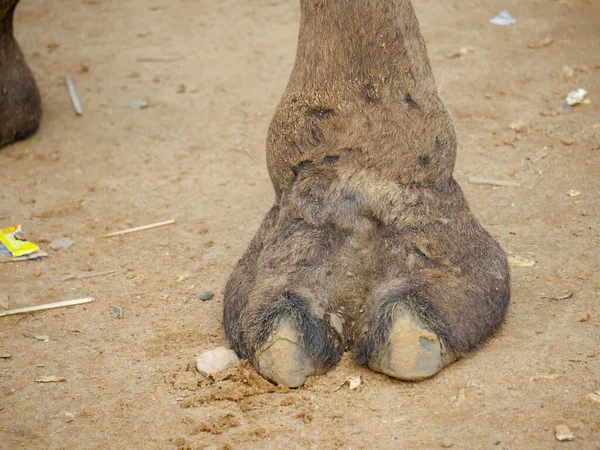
[
  {"left": 0, "top": 297, "right": 94, "bottom": 317},
  {"left": 103, "top": 219, "right": 176, "bottom": 238},
  {"left": 65, "top": 76, "right": 83, "bottom": 115}
]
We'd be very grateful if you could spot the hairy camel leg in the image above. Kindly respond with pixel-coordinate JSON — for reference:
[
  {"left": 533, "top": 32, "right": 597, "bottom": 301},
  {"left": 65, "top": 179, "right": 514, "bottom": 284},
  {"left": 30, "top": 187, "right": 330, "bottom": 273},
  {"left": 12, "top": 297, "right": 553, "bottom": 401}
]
[{"left": 224, "top": 0, "right": 510, "bottom": 385}]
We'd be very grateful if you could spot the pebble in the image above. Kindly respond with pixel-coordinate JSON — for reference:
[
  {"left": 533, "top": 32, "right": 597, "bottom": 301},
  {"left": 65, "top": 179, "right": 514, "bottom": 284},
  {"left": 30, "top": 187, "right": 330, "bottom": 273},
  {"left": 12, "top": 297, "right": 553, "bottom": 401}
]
[
  {"left": 587, "top": 391, "right": 600, "bottom": 404},
  {"left": 33, "top": 335, "right": 50, "bottom": 342},
  {"left": 0, "top": 353, "right": 12, "bottom": 359},
  {"left": 441, "top": 439, "right": 454, "bottom": 448},
  {"left": 195, "top": 346, "right": 240, "bottom": 376},
  {"left": 198, "top": 291, "right": 214, "bottom": 301},
  {"left": 555, "top": 424, "right": 574, "bottom": 441},
  {"left": 508, "top": 120, "right": 527, "bottom": 133},
  {"left": 507, "top": 254, "right": 536, "bottom": 267},
  {"left": 348, "top": 376, "right": 361, "bottom": 390},
  {"left": 128, "top": 98, "right": 150, "bottom": 110},
  {"left": 49, "top": 238, "right": 75, "bottom": 251},
  {"left": 64, "top": 412, "right": 75, "bottom": 422},
  {"left": 566, "top": 88, "right": 588, "bottom": 106},
  {"left": 111, "top": 306, "right": 124, "bottom": 319}
]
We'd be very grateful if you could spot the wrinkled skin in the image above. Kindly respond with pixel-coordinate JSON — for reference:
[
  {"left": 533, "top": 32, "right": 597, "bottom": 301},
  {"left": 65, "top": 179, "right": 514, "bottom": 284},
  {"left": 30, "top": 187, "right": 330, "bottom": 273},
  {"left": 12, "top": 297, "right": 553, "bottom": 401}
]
[
  {"left": 0, "top": 0, "right": 41, "bottom": 149},
  {"left": 224, "top": 0, "right": 510, "bottom": 387}
]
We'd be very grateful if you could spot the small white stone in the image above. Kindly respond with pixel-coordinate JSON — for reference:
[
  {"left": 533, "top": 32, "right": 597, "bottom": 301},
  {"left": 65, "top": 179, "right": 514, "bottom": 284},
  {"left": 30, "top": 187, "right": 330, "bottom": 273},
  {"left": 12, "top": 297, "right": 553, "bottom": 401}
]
[
  {"left": 566, "top": 88, "right": 588, "bottom": 106},
  {"left": 555, "top": 424, "right": 574, "bottom": 441},
  {"left": 489, "top": 10, "right": 516, "bottom": 26},
  {"left": 195, "top": 346, "right": 240, "bottom": 376},
  {"left": 348, "top": 376, "right": 361, "bottom": 390}
]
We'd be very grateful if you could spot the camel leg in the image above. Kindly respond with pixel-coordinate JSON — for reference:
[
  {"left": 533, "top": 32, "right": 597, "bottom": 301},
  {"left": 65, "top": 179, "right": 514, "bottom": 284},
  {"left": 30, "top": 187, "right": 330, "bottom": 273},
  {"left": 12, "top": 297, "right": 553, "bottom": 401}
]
[
  {"left": 0, "top": 0, "right": 41, "bottom": 149},
  {"left": 224, "top": 0, "right": 510, "bottom": 386}
]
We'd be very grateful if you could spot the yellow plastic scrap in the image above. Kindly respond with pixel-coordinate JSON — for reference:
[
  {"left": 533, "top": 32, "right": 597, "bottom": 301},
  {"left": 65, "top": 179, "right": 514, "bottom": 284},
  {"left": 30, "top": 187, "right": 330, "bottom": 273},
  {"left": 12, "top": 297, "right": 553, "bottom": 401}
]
[{"left": 0, "top": 225, "right": 40, "bottom": 257}]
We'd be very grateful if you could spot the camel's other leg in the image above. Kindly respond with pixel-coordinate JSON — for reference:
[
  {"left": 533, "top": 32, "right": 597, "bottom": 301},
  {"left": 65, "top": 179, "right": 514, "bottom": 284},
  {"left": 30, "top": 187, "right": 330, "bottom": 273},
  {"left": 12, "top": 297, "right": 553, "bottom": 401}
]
[
  {"left": 223, "top": 206, "right": 345, "bottom": 388},
  {"left": 0, "top": 0, "right": 41, "bottom": 149}
]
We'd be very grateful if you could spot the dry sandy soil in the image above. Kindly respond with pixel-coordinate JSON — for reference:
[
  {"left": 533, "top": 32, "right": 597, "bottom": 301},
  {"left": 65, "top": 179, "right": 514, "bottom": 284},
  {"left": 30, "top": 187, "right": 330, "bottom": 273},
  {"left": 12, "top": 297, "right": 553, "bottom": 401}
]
[{"left": 1, "top": 0, "right": 599, "bottom": 448}]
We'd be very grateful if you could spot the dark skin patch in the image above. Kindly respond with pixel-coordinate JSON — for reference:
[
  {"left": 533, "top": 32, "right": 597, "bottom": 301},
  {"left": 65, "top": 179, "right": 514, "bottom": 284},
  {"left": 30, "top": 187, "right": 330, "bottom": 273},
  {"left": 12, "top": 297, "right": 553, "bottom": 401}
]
[
  {"left": 307, "top": 124, "right": 322, "bottom": 146},
  {"left": 404, "top": 92, "right": 419, "bottom": 110},
  {"left": 307, "top": 108, "right": 334, "bottom": 119},
  {"left": 360, "top": 83, "right": 379, "bottom": 103},
  {"left": 434, "top": 137, "right": 444, "bottom": 153},
  {"left": 320, "top": 155, "right": 339, "bottom": 166},
  {"left": 418, "top": 155, "right": 430, "bottom": 167},
  {"left": 291, "top": 160, "right": 314, "bottom": 177}
]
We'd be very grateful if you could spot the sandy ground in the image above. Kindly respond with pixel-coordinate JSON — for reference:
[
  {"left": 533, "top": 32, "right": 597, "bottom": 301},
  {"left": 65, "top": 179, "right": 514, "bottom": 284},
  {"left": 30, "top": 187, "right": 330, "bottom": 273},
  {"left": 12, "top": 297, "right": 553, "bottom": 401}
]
[{"left": 1, "top": 0, "right": 599, "bottom": 448}]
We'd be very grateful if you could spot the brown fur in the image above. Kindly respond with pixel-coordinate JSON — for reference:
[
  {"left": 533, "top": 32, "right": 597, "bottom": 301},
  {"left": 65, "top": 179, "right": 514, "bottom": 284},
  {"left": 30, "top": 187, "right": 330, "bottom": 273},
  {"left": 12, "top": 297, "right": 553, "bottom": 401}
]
[
  {"left": 224, "top": 0, "right": 510, "bottom": 376},
  {"left": 0, "top": 0, "right": 41, "bottom": 149}
]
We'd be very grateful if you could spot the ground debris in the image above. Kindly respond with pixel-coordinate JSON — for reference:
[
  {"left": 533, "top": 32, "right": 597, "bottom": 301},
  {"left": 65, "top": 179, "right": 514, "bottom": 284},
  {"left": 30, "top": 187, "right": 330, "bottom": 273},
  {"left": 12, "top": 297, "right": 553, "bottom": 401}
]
[
  {"left": 0, "top": 297, "right": 94, "bottom": 317},
  {"left": 566, "top": 88, "right": 588, "bottom": 106},
  {"left": 540, "top": 292, "right": 573, "bottom": 301},
  {"left": 60, "top": 269, "right": 119, "bottom": 281},
  {"left": 195, "top": 346, "right": 240, "bottom": 376},
  {"left": 468, "top": 177, "right": 521, "bottom": 187},
  {"left": 0, "top": 353, "right": 12, "bottom": 359},
  {"left": 176, "top": 272, "right": 192, "bottom": 283},
  {"left": 554, "top": 424, "right": 574, "bottom": 441},
  {"left": 508, "top": 120, "right": 527, "bottom": 133},
  {"left": 451, "top": 388, "right": 467, "bottom": 405},
  {"left": 190, "top": 413, "right": 240, "bottom": 435},
  {"left": 578, "top": 313, "right": 591, "bottom": 323},
  {"left": 128, "top": 98, "right": 151, "bottom": 110},
  {"left": 49, "top": 238, "right": 75, "bottom": 251},
  {"left": 104, "top": 219, "right": 175, "bottom": 237},
  {"left": 348, "top": 375, "right": 362, "bottom": 390},
  {"left": 539, "top": 108, "right": 561, "bottom": 117},
  {"left": 169, "top": 370, "right": 203, "bottom": 391},
  {"left": 530, "top": 373, "right": 560, "bottom": 381},
  {"left": 198, "top": 291, "right": 214, "bottom": 301},
  {"left": 111, "top": 306, "right": 124, "bottom": 319},
  {"left": 587, "top": 391, "right": 600, "bottom": 404},
  {"left": 528, "top": 37, "right": 553, "bottom": 49},
  {"left": 561, "top": 66, "right": 575, "bottom": 78},
  {"left": 561, "top": 138, "right": 575, "bottom": 146},
  {"left": 446, "top": 46, "right": 474, "bottom": 59},
  {"left": 489, "top": 10, "right": 516, "bottom": 26},
  {"left": 36, "top": 376, "right": 66, "bottom": 383},
  {"left": 33, "top": 334, "right": 50, "bottom": 342},
  {"left": 65, "top": 75, "right": 83, "bottom": 115},
  {"left": 176, "top": 361, "right": 288, "bottom": 407},
  {"left": 507, "top": 254, "right": 536, "bottom": 267},
  {"left": 566, "top": 190, "right": 581, "bottom": 197}
]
